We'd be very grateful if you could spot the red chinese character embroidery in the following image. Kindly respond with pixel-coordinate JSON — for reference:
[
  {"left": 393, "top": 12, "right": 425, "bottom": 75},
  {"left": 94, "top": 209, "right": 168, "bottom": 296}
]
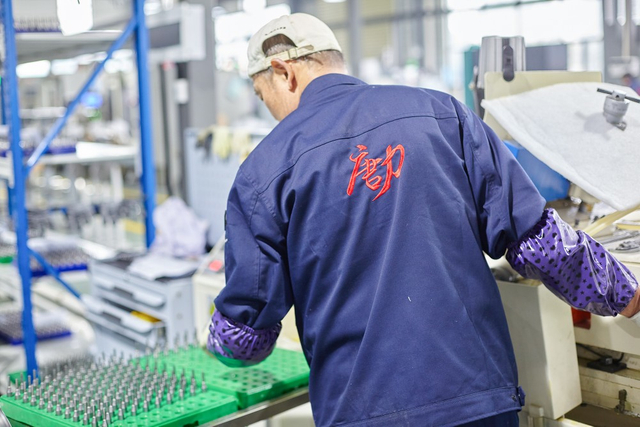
[{"left": 347, "top": 144, "right": 405, "bottom": 201}]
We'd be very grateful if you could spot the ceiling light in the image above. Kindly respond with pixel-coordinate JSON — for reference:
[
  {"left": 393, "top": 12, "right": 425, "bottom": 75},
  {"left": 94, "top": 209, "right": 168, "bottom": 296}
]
[
  {"left": 51, "top": 59, "right": 78, "bottom": 76},
  {"left": 17, "top": 60, "right": 51, "bottom": 79},
  {"left": 57, "top": 0, "right": 93, "bottom": 36}
]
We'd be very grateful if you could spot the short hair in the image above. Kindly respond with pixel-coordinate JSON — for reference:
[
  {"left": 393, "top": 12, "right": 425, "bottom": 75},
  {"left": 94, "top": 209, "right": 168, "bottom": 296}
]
[{"left": 254, "top": 34, "right": 345, "bottom": 79}]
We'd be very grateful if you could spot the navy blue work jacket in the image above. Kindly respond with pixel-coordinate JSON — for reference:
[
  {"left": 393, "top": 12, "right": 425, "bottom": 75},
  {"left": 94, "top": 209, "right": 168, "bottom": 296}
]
[{"left": 215, "top": 74, "right": 546, "bottom": 426}]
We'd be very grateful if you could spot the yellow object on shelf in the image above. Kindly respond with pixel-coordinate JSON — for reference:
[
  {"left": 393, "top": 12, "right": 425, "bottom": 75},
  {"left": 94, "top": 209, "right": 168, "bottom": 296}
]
[{"left": 131, "top": 311, "right": 162, "bottom": 323}]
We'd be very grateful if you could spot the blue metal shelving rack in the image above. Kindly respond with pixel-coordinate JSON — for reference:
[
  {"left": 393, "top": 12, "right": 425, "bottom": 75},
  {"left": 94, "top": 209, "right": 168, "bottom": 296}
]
[{"left": 0, "top": 0, "right": 157, "bottom": 376}]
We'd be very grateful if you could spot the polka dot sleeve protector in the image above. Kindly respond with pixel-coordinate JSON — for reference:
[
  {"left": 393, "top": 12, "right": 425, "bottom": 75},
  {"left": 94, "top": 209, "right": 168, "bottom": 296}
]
[
  {"left": 506, "top": 208, "right": 638, "bottom": 316},
  {"left": 207, "top": 310, "right": 282, "bottom": 367}
]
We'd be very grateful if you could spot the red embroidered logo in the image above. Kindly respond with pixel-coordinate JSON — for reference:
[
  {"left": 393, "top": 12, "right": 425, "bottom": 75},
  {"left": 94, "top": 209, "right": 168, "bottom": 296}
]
[{"left": 347, "top": 144, "right": 405, "bottom": 201}]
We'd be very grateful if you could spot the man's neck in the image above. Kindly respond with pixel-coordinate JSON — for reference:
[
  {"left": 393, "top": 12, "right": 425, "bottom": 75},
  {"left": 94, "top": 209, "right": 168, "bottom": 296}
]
[{"left": 297, "top": 68, "right": 348, "bottom": 95}]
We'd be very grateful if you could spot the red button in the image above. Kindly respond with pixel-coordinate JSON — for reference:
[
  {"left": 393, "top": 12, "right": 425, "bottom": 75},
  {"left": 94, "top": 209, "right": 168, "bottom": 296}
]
[{"left": 209, "top": 259, "right": 223, "bottom": 272}]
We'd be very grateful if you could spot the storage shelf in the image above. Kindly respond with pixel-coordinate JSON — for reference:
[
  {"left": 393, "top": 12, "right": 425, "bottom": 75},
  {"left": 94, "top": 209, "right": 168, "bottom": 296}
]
[
  {"left": 1, "top": 0, "right": 157, "bottom": 376},
  {"left": 16, "top": 30, "right": 125, "bottom": 62}
]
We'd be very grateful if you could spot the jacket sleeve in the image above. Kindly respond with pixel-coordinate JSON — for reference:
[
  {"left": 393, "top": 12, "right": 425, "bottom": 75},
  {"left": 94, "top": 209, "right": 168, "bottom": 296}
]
[
  {"left": 459, "top": 105, "right": 547, "bottom": 258},
  {"left": 207, "top": 310, "right": 282, "bottom": 367},
  {"left": 208, "top": 169, "right": 294, "bottom": 364},
  {"left": 507, "top": 208, "right": 638, "bottom": 316}
]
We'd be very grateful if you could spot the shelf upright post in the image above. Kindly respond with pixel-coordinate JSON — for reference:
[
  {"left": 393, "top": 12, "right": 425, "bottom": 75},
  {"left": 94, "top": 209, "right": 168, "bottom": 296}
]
[
  {"left": 1, "top": 78, "right": 15, "bottom": 217},
  {"left": 1, "top": 0, "right": 38, "bottom": 376},
  {"left": 134, "top": 0, "right": 156, "bottom": 248}
]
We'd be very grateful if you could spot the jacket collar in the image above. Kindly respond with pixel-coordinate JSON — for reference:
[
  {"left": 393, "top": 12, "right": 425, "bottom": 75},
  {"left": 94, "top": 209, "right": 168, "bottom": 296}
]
[{"left": 298, "top": 74, "right": 366, "bottom": 107}]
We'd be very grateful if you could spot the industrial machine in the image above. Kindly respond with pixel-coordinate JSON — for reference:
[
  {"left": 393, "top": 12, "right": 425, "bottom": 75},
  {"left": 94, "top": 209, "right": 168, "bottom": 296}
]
[
  {"left": 85, "top": 256, "right": 196, "bottom": 357},
  {"left": 478, "top": 55, "right": 640, "bottom": 424}
]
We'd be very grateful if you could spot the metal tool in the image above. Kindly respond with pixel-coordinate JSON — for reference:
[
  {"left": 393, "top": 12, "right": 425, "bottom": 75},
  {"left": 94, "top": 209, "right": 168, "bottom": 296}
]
[
  {"left": 614, "top": 240, "right": 640, "bottom": 253},
  {"left": 598, "top": 231, "right": 640, "bottom": 245},
  {"left": 597, "top": 88, "right": 640, "bottom": 131}
]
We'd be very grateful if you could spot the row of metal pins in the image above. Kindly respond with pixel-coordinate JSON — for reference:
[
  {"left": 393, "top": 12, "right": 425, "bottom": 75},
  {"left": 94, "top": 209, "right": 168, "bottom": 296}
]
[{"left": 5, "top": 333, "right": 206, "bottom": 426}]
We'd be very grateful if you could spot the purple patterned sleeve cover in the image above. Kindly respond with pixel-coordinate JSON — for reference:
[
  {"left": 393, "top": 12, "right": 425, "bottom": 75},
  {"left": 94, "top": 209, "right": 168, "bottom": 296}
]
[
  {"left": 506, "top": 208, "right": 638, "bottom": 316},
  {"left": 207, "top": 310, "right": 282, "bottom": 367}
]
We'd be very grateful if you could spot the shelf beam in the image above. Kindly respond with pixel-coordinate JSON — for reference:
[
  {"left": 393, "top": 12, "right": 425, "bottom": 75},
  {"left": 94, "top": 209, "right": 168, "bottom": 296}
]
[{"left": 28, "top": 249, "right": 81, "bottom": 300}]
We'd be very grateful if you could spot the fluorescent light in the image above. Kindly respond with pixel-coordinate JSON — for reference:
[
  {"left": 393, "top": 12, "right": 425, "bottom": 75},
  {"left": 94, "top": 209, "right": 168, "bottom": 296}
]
[
  {"left": 323, "top": 0, "right": 346, "bottom": 3},
  {"left": 105, "top": 58, "right": 133, "bottom": 74},
  {"left": 112, "top": 49, "right": 133, "bottom": 60},
  {"left": 51, "top": 59, "right": 78, "bottom": 76},
  {"left": 75, "top": 52, "right": 107, "bottom": 65},
  {"left": 144, "top": 0, "right": 162, "bottom": 15},
  {"left": 75, "top": 54, "right": 95, "bottom": 65},
  {"left": 17, "top": 60, "right": 51, "bottom": 79},
  {"left": 57, "top": 0, "right": 93, "bottom": 36}
]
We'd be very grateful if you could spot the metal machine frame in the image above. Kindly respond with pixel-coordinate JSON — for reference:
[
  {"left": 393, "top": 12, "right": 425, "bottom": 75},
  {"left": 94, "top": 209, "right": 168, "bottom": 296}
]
[{"left": 0, "top": 0, "right": 157, "bottom": 376}]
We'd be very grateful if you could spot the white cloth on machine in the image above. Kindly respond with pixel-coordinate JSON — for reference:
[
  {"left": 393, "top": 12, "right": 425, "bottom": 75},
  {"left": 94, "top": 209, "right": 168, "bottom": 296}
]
[{"left": 482, "top": 82, "right": 640, "bottom": 211}]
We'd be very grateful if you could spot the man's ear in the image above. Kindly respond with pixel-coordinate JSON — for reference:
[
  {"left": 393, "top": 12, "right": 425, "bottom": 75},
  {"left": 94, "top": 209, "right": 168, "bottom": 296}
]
[{"left": 270, "top": 58, "right": 297, "bottom": 93}]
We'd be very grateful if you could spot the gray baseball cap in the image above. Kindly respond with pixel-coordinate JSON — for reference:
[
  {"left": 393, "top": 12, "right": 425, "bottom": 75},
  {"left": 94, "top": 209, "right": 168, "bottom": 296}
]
[{"left": 247, "top": 13, "right": 342, "bottom": 77}]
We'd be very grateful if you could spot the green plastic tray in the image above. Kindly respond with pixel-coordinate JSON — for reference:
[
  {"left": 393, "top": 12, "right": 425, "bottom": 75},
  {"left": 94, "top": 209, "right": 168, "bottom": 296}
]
[
  {"left": 3, "top": 347, "right": 309, "bottom": 426},
  {"left": 8, "top": 371, "right": 24, "bottom": 384},
  {"left": 139, "top": 347, "right": 310, "bottom": 408},
  {"left": 1, "top": 390, "right": 236, "bottom": 427}
]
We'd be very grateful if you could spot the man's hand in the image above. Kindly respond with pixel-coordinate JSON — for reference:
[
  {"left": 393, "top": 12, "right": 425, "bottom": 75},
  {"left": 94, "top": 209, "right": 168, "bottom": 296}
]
[
  {"left": 620, "top": 289, "right": 640, "bottom": 318},
  {"left": 206, "top": 310, "right": 282, "bottom": 367},
  {"left": 507, "top": 208, "right": 638, "bottom": 317}
]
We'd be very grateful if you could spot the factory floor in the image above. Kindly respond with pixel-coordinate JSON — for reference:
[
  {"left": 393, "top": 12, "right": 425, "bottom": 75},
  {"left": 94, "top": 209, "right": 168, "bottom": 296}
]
[{"left": 566, "top": 404, "right": 640, "bottom": 426}]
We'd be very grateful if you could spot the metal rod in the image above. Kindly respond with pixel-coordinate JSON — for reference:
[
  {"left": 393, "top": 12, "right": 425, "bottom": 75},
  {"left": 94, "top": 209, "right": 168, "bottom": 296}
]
[
  {"left": 347, "top": 0, "right": 362, "bottom": 78},
  {"left": 621, "top": 0, "right": 633, "bottom": 57},
  {"left": 204, "top": 389, "right": 310, "bottom": 426},
  {"left": 27, "top": 249, "right": 81, "bottom": 300},
  {"left": 597, "top": 87, "right": 640, "bottom": 103},
  {"left": 0, "top": 78, "right": 11, "bottom": 218},
  {"left": 1, "top": 0, "right": 38, "bottom": 376},
  {"left": 1, "top": 59, "right": 14, "bottom": 228},
  {"left": 0, "top": 79, "right": 6, "bottom": 126},
  {"left": 24, "top": 16, "right": 139, "bottom": 175},
  {"left": 5, "top": 181, "right": 13, "bottom": 217},
  {"left": 134, "top": 0, "right": 157, "bottom": 248}
]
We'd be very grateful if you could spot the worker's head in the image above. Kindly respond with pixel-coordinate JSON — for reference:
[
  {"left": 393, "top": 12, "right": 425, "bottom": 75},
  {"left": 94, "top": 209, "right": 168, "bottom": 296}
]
[
  {"left": 247, "top": 13, "right": 346, "bottom": 121},
  {"left": 622, "top": 73, "right": 634, "bottom": 86}
]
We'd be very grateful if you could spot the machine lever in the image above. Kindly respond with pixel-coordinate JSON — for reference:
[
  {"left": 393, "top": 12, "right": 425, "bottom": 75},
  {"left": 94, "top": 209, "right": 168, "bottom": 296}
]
[{"left": 597, "top": 88, "right": 640, "bottom": 104}]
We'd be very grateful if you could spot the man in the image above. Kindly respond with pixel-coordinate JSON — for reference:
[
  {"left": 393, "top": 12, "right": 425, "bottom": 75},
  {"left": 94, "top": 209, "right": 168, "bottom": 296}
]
[
  {"left": 207, "top": 13, "right": 640, "bottom": 427},
  {"left": 622, "top": 73, "right": 640, "bottom": 95}
]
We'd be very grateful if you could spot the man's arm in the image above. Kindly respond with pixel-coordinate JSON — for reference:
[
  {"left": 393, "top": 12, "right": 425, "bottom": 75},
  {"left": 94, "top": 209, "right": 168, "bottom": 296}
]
[
  {"left": 506, "top": 208, "right": 639, "bottom": 317},
  {"left": 458, "top": 101, "right": 546, "bottom": 259},
  {"left": 207, "top": 170, "right": 293, "bottom": 367},
  {"left": 457, "top": 101, "right": 639, "bottom": 318}
]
